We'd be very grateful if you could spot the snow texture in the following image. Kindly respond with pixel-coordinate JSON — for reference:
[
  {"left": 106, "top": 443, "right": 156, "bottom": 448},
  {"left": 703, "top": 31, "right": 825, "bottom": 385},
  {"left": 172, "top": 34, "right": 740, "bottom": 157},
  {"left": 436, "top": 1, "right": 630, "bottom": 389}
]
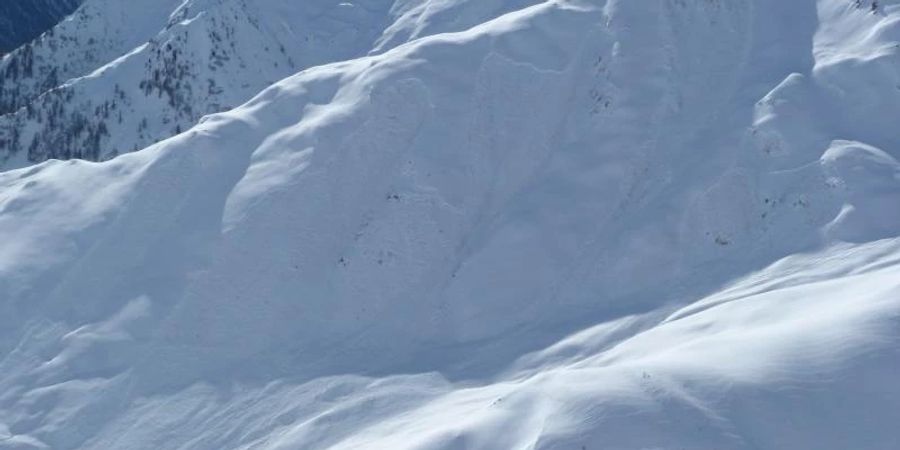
[{"left": 0, "top": 0, "right": 899, "bottom": 449}]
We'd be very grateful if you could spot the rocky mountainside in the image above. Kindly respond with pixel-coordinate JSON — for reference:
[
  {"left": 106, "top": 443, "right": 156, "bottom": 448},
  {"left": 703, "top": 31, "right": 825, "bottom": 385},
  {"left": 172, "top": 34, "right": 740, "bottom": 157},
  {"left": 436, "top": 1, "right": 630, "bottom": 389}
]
[
  {"left": 0, "top": 0, "right": 899, "bottom": 449},
  {"left": 0, "top": 0, "right": 82, "bottom": 54}
]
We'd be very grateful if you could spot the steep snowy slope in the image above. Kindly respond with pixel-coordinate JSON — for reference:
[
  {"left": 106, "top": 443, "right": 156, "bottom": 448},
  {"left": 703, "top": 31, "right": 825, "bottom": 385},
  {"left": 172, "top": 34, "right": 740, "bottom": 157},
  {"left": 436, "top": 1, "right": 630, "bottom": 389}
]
[
  {"left": 0, "top": 0, "right": 82, "bottom": 54},
  {"left": 0, "top": 0, "right": 899, "bottom": 448}
]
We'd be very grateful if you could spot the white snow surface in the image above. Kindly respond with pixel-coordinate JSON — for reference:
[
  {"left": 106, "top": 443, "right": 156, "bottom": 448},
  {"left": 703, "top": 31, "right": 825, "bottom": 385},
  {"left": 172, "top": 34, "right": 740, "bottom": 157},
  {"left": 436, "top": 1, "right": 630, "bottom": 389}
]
[{"left": 1, "top": 0, "right": 900, "bottom": 448}]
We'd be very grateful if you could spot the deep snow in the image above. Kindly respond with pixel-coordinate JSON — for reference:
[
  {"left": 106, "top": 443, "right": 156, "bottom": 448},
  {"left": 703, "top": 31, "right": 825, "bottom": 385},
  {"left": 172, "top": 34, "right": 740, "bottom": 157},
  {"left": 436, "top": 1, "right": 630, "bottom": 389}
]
[{"left": 1, "top": 0, "right": 899, "bottom": 449}]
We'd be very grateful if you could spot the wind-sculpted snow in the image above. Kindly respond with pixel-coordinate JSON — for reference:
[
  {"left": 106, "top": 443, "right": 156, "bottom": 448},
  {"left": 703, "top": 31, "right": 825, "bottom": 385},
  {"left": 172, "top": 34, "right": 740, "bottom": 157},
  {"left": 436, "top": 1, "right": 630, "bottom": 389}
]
[{"left": 0, "top": 0, "right": 899, "bottom": 448}]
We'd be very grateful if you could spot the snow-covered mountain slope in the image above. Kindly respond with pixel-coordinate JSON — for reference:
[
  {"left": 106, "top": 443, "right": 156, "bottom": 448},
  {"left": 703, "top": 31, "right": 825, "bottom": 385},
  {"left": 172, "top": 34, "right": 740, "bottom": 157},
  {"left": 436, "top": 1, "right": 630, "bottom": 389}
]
[
  {"left": 0, "top": 0, "right": 181, "bottom": 116},
  {"left": 1, "top": 0, "right": 899, "bottom": 448},
  {"left": 0, "top": 0, "right": 82, "bottom": 54},
  {"left": 0, "top": 0, "right": 551, "bottom": 168}
]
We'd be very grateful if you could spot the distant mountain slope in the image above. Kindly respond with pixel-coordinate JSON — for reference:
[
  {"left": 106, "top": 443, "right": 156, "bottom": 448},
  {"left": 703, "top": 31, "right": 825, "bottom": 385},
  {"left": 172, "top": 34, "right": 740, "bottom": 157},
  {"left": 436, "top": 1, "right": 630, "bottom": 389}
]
[
  {"left": 0, "top": 0, "right": 548, "bottom": 169},
  {"left": 0, "top": 0, "right": 82, "bottom": 54},
  {"left": 0, "top": 0, "right": 398, "bottom": 167},
  {"left": 0, "top": 0, "right": 181, "bottom": 117}
]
